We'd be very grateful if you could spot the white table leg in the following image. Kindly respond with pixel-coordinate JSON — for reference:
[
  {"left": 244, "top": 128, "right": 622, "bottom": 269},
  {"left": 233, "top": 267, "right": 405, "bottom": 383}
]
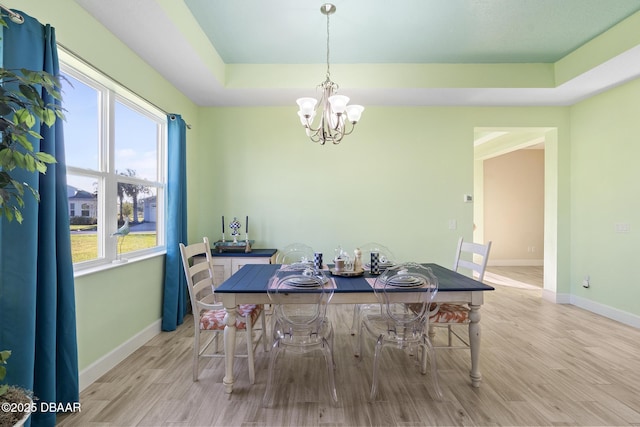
[
  {"left": 223, "top": 305, "right": 237, "bottom": 393},
  {"left": 468, "top": 304, "right": 482, "bottom": 387}
]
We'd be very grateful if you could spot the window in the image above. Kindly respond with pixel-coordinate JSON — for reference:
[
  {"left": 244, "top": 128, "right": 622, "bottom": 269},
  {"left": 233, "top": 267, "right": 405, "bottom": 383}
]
[{"left": 60, "top": 50, "right": 166, "bottom": 269}]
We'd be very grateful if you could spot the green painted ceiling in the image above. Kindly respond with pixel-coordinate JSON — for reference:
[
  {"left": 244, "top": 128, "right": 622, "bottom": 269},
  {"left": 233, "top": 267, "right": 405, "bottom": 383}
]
[{"left": 184, "top": 0, "right": 640, "bottom": 64}]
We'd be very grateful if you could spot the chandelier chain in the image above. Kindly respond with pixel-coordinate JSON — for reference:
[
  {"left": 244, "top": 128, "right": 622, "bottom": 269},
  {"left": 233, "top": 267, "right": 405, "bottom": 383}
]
[{"left": 325, "top": 11, "right": 331, "bottom": 81}]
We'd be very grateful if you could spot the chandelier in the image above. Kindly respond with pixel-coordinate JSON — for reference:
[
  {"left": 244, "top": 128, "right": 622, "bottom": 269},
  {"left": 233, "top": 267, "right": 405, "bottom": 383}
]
[{"left": 296, "top": 3, "right": 364, "bottom": 145}]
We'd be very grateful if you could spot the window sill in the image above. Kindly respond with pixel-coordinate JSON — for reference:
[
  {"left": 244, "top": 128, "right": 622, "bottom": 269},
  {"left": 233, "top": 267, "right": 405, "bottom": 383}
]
[{"left": 74, "top": 250, "right": 167, "bottom": 278}]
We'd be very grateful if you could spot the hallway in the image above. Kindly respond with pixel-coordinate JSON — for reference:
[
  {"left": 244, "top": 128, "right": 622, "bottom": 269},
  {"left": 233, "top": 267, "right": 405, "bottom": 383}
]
[{"left": 485, "top": 266, "right": 543, "bottom": 289}]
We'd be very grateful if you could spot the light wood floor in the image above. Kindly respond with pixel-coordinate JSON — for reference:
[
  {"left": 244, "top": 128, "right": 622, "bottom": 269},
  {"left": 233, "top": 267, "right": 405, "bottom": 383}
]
[
  {"left": 485, "top": 266, "right": 544, "bottom": 288},
  {"left": 58, "top": 278, "right": 640, "bottom": 426}
]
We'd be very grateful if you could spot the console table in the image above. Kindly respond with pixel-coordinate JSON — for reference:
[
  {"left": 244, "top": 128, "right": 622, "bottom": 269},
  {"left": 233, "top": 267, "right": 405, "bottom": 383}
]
[{"left": 209, "top": 249, "right": 277, "bottom": 286}]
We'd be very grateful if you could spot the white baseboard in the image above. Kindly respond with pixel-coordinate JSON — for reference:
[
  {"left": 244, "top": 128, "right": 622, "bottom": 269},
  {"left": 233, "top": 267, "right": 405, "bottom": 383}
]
[
  {"left": 570, "top": 295, "right": 640, "bottom": 329},
  {"left": 79, "top": 319, "right": 162, "bottom": 392},
  {"left": 542, "top": 290, "right": 640, "bottom": 328},
  {"left": 542, "top": 289, "right": 571, "bottom": 304},
  {"left": 488, "top": 259, "right": 544, "bottom": 267}
]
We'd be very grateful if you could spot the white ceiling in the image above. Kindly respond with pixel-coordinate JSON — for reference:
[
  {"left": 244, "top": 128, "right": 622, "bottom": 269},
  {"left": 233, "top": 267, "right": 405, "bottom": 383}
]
[{"left": 75, "top": 0, "right": 640, "bottom": 108}]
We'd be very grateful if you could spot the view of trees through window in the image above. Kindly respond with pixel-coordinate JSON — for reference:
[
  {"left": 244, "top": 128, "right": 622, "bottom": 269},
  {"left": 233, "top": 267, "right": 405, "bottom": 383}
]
[{"left": 61, "top": 53, "right": 166, "bottom": 267}]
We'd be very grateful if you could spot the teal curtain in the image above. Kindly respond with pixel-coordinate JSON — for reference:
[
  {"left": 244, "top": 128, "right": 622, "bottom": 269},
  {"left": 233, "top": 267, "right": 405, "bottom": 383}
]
[
  {"left": 161, "top": 114, "right": 188, "bottom": 331},
  {"left": 0, "top": 10, "right": 78, "bottom": 427}
]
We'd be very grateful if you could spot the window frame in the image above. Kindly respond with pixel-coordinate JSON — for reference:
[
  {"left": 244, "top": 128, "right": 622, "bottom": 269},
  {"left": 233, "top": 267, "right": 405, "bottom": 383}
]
[{"left": 60, "top": 49, "right": 167, "bottom": 273}]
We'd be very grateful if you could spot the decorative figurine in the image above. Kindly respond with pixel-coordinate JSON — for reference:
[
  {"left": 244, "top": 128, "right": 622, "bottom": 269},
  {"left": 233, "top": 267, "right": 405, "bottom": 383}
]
[
  {"left": 214, "top": 215, "right": 254, "bottom": 253},
  {"left": 354, "top": 247, "right": 362, "bottom": 271},
  {"left": 111, "top": 217, "right": 130, "bottom": 263},
  {"left": 229, "top": 217, "right": 241, "bottom": 243}
]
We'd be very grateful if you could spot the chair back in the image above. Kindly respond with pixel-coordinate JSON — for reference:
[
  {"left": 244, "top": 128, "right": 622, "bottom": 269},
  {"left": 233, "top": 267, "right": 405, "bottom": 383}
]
[
  {"left": 359, "top": 242, "right": 396, "bottom": 267},
  {"left": 276, "top": 242, "right": 315, "bottom": 266},
  {"left": 179, "top": 237, "right": 222, "bottom": 316},
  {"left": 267, "top": 266, "right": 333, "bottom": 336},
  {"left": 453, "top": 237, "right": 492, "bottom": 281},
  {"left": 374, "top": 262, "right": 439, "bottom": 327},
  {"left": 263, "top": 265, "right": 338, "bottom": 406}
]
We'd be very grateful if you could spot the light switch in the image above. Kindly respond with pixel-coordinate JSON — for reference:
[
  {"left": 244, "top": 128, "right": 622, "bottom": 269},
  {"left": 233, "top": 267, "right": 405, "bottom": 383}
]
[{"left": 614, "top": 223, "right": 630, "bottom": 233}]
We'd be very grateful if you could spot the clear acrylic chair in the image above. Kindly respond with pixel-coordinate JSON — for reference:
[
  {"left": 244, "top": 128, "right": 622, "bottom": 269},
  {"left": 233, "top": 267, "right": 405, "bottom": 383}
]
[
  {"left": 356, "top": 262, "right": 443, "bottom": 401},
  {"left": 179, "top": 237, "right": 267, "bottom": 383},
  {"left": 262, "top": 265, "right": 338, "bottom": 407},
  {"left": 429, "top": 237, "right": 492, "bottom": 348},
  {"left": 275, "top": 242, "right": 315, "bottom": 266},
  {"left": 350, "top": 242, "right": 396, "bottom": 335}
]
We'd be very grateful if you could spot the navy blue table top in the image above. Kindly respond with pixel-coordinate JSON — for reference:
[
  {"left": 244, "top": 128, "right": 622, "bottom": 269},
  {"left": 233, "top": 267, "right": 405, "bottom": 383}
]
[{"left": 215, "top": 263, "right": 495, "bottom": 294}]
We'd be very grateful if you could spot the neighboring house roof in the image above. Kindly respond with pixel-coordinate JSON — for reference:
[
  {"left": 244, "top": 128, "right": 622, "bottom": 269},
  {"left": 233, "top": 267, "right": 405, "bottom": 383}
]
[{"left": 69, "top": 189, "right": 97, "bottom": 200}]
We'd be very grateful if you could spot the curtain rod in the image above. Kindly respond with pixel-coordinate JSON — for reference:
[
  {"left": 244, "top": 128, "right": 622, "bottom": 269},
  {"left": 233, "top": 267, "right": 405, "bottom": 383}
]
[
  {"left": 0, "top": 3, "right": 24, "bottom": 24},
  {"left": 57, "top": 43, "right": 192, "bottom": 129}
]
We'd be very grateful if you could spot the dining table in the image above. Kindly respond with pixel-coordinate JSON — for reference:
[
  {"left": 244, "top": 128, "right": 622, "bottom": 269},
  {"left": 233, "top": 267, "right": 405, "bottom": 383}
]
[{"left": 214, "top": 263, "right": 495, "bottom": 394}]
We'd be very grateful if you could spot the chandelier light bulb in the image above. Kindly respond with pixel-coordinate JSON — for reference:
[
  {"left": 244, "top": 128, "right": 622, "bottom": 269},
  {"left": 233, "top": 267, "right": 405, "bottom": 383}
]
[
  {"left": 296, "top": 97, "right": 318, "bottom": 116},
  {"left": 345, "top": 105, "right": 364, "bottom": 123},
  {"left": 328, "top": 95, "right": 349, "bottom": 114}
]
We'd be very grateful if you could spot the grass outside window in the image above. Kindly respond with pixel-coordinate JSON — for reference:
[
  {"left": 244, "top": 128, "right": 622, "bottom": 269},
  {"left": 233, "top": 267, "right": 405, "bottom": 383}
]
[{"left": 70, "top": 233, "right": 157, "bottom": 263}]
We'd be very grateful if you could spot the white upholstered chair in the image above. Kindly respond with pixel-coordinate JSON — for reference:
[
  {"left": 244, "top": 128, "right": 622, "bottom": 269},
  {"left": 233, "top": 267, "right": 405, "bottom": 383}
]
[
  {"left": 180, "top": 237, "right": 267, "bottom": 383},
  {"left": 429, "top": 237, "right": 492, "bottom": 348}
]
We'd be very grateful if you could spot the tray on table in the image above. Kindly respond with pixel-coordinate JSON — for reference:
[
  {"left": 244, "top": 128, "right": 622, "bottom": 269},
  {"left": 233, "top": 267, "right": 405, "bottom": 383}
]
[{"left": 213, "top": 240, "right": 255, "bottom": 253}]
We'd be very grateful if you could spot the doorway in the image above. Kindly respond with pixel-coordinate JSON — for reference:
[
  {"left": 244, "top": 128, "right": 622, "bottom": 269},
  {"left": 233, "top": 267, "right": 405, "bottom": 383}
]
[{"left": 473, "top": 127, "right": 558, "bottom": 296}]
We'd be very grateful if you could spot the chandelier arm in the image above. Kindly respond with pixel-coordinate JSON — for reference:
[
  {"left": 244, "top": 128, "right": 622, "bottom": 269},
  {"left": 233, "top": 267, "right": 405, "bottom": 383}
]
[
  {"left": 304, "top": 120, "right": 322, "bottom": 141},
  {"left": 339, "top": 121, "right": 357, "bottom": 137},
  {"left": 331, "top": 114, "right": 345, "bottom": 132},
  {"left": 324, "top": 109, "right": 344, "bottom": 140},
  {"left": 309, "top": 132, "right": 325, "bottom": 144},
  {"left": 305, "top": 121, "right": 327, "bottom": 144},
  {"left": 331, "top": 129, "right": 344, "bottom": 144},
  {"left": 308, "top": 127, "right": 322, "bottom": 139},
  {"left": 304, "top": 119, "right": 321, "bottom": 134}
]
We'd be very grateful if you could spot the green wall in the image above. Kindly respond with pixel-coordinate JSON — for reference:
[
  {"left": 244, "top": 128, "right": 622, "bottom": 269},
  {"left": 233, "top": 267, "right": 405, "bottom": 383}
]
[
  {"left": 192, "top": 105, "right": 570, "bottom": 271},
  {"left": 74, "top": 258, "right": 165, "bottom": 366},
  {"left": 569, "top": 77, "right": 640, "bottom": 314}
]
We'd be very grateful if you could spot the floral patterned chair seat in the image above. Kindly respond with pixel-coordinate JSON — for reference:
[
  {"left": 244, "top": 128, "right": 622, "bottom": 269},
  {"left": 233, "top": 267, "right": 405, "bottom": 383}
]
[
  {"left": 429, "top": 303, "right": 469, "bottom": 323},
  {"left": 429, "top": 237, "right": 491, "bottom": 349},
  {"left": 200, "top": 304, "right": 263, "bottom": 330}
]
